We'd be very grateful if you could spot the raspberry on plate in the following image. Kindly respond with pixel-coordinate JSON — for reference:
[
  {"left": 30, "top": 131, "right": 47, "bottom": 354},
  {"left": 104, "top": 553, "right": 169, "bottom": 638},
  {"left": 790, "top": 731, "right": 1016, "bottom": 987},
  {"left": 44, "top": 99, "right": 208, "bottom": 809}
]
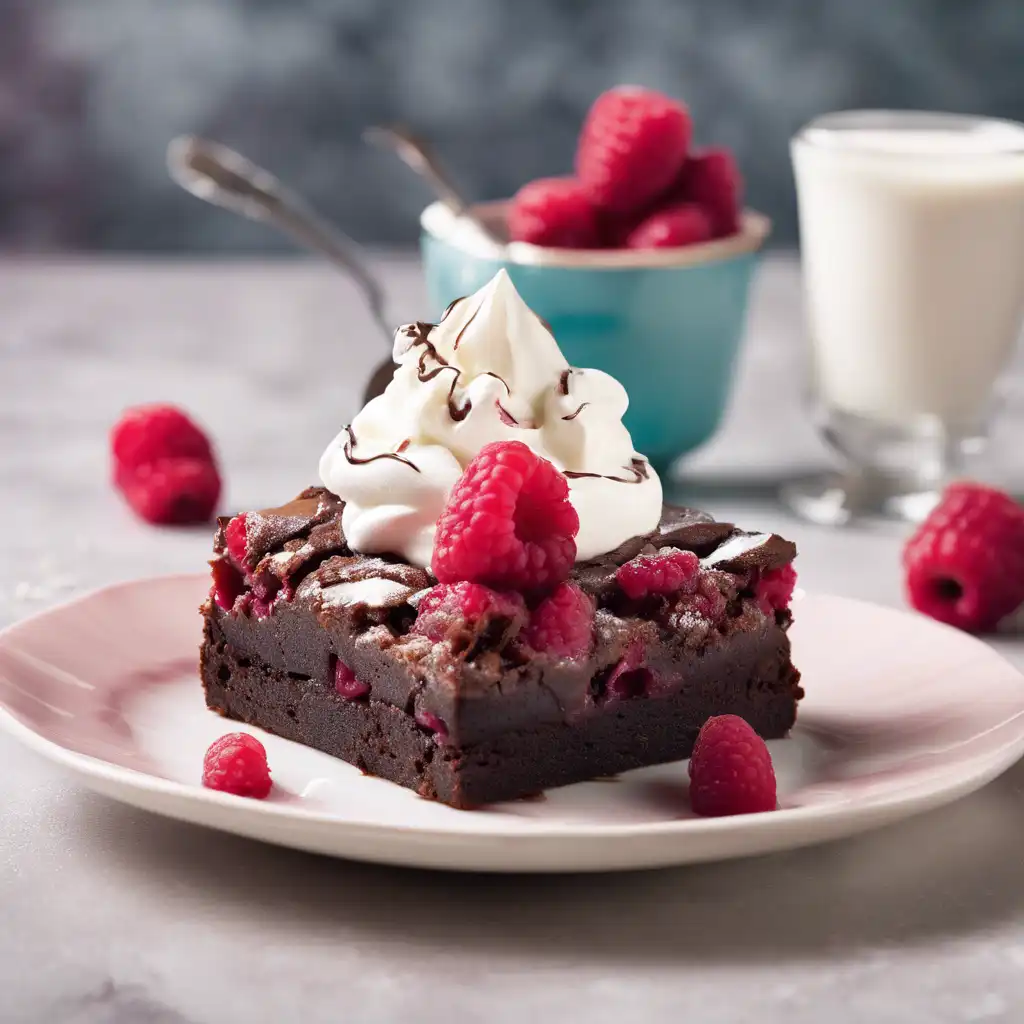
[
  {"left": 625, "top": 202, "right": 713, "bottom": 250},
  {"left": 119, "top": 457, "right": 221, "bottom": 525},
  {"left": 508, "top": 177, "right": 600, "bottom": 248},
  {"left": 903, "top": 481, "right": 1024, "bottom": 632},
  {"left": 202, "top": 732, "right": 272, "bottom": 798},
  {"left": 432, "top": 440, "right": 579, "bottom": 592},
  {"left": 680, "top": 148, "right": 743, "bottom": 237},
  {"left": 688, "top": 714, "right": 777, "bottom": 816},
  {"left": 616, "top": 549, "right": 700, "bottom": 599},
  {"left": 523, "top": 582, "right": 594, "bottom": 658},
  {"left": 576, "top": 85, "right": 692, "bottom": 214}
]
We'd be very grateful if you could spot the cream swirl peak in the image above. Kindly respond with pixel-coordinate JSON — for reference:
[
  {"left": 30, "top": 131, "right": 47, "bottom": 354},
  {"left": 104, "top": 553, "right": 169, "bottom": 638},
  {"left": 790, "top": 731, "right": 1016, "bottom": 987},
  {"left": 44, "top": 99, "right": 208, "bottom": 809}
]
[{"left": 319, "top": 269, "right": 663, "bottom": 568}]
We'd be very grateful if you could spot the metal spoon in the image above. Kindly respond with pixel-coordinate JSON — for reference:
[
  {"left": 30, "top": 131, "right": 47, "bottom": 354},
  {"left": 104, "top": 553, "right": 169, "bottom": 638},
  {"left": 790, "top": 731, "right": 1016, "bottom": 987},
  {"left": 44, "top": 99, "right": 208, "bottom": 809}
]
[
  {"left": 166, "top": 135, "right": 396, "bottom": 404},
  {"left": 364, "top": 124, "right": 507, "bottom": 245}
]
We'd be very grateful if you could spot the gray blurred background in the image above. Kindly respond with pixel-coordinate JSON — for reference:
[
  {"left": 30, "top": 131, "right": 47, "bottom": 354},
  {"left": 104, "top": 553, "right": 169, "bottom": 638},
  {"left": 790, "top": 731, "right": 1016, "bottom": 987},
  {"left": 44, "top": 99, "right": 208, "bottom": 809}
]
[{"left": 4, "top": 0, "right": 1023, "bottom": 252}]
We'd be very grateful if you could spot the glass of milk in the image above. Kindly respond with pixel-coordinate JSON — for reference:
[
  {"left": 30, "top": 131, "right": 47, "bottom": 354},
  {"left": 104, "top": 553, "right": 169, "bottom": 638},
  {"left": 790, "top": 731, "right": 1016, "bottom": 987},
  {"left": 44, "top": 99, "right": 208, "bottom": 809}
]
[{"left": 784, "top": 110, "right": 1024, "bottom": 524}]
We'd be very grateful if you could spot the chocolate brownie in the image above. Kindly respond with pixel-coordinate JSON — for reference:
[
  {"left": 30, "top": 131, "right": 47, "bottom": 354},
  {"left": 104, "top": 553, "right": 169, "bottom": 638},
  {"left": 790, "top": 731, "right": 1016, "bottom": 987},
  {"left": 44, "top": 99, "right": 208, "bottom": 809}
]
[{"left": 200, "top": 488, "right": 801, "bottom": 808}]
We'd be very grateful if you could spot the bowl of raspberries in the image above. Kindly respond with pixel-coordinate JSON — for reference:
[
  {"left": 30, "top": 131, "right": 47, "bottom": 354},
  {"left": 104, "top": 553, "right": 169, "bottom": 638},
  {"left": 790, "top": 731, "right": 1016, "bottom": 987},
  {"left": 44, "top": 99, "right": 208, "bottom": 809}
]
[{"left": 420, "top": 85, "right": 770, "bottom": 471}]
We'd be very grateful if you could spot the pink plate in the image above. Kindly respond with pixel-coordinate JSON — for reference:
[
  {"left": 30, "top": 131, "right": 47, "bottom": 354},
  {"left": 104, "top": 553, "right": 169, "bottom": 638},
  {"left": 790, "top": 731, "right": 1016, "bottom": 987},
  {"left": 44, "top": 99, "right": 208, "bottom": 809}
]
[{"left": 2, "top": 574, "right": 1023, "bottom": 872}]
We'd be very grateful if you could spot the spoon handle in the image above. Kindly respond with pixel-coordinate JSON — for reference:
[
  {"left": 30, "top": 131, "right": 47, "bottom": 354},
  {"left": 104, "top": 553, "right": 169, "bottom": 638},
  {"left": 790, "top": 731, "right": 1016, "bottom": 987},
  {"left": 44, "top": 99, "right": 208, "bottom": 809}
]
[
  {"left": 365, "top": 124, "right": 507, "bottom": 245},
  {"left": 167, "top": 136, "right": 393, "bottom": 346}
]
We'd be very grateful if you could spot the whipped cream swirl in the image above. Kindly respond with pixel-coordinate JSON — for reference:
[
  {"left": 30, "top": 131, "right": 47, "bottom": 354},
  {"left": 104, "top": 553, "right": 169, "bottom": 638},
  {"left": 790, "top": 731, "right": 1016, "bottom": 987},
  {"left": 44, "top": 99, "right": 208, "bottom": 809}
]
[{"left": 319, "top": 269, "right": 663, "bottom": 568}]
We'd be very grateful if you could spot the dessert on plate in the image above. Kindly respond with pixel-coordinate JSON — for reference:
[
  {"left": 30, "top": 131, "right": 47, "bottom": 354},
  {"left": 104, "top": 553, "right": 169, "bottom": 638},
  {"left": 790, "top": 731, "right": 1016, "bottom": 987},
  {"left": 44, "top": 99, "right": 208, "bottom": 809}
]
[{"left": 200, "top": 270, "right": 801, "bottom": 808}]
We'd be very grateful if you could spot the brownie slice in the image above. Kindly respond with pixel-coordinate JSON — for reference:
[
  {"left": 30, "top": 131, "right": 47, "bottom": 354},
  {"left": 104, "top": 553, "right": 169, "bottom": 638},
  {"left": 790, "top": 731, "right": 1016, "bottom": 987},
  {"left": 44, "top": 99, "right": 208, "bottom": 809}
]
[{"left": 200, "top": 489, "right": 802, "bottom": 808}]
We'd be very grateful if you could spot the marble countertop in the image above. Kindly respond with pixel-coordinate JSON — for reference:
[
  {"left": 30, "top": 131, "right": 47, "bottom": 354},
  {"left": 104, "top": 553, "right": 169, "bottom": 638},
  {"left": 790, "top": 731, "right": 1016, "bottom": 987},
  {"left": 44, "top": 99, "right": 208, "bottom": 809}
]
[{"left": 2, "top": 254, "right": 1024, "bottom": 1024}]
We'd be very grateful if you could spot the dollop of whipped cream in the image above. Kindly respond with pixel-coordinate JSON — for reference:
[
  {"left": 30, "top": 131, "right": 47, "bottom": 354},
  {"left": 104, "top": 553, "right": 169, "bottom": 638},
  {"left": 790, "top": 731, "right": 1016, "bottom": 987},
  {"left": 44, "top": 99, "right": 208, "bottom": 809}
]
[{"left": 319, "top": 269, "right": 662, "bottom": 568}]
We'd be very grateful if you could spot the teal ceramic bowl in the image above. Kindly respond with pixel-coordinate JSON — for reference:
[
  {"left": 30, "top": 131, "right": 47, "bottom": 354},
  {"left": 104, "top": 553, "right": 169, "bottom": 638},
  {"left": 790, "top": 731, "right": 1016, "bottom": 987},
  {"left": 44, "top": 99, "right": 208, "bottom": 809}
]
[{"left": 420, "top": 200, "right": 771, "bottom": 474}]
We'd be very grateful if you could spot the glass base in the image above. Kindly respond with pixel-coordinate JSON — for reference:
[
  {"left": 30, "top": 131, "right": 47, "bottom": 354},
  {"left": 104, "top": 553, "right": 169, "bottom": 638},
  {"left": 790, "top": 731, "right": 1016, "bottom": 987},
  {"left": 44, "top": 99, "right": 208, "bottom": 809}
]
[
  {"left": 780, "top": 472, "right": 942, "bottom": 526},
  {"left": 783, "top": 406, "right": 986, "bottom": 525}
]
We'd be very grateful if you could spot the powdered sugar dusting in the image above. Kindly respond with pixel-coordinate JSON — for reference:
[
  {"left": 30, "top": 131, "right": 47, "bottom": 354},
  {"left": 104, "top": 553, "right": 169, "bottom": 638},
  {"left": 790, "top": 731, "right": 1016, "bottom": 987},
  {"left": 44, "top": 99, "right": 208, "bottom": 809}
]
[
  {"left": 319, "top": 578, "right": 415, "bottom": 608},
  {"left": 702, "top": 533, "right": 772, "bottom": 567},
  {"left": 271, "top": 545, "right": 312, "bottom": 565}
]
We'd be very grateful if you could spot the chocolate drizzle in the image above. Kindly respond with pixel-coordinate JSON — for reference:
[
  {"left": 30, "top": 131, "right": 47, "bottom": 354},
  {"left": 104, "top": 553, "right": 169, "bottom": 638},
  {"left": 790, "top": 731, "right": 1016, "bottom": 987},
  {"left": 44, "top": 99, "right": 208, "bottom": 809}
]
[
  {"left": 409, "top": 333, "right": 472, "bottom": 421},
  {"left": 565, "top": 458, "right": 650, "bottom": 484},
  {"left": 441, "top": 296, "right": 465, "bottom": 321},
  {"left": 496, "top": 401, "right": 519, "bottom": 426},
  {"left": 413, "top": 336, "right": 458, "bottom": 386},
  {"left": 453, "top": 304, "right": 479, "bottom": 350},
  {"left": 447, "top": 376, "right": 472, "bottom": 422},
  {"left": 393, "top": 320, "right": 435, "bottom": 362},
  {"left": 561, "top": 402, "right": 589, "bottom": 421},
  {"left": 483, "top": 371, "right": 511, "bottom": 395},
  {"left": 343, "top": 425, "right": 421, "bottom": 473},
  {"left": 404, "top": 324, "right": 515, "bottom": 425}
]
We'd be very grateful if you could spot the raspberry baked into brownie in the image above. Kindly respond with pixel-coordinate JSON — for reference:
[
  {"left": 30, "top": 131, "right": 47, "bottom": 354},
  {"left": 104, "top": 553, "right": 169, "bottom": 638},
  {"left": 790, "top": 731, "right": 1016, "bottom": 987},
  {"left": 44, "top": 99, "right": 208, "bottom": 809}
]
[{"left": 200, "top": 271, "right": 801, "bottom": 808}]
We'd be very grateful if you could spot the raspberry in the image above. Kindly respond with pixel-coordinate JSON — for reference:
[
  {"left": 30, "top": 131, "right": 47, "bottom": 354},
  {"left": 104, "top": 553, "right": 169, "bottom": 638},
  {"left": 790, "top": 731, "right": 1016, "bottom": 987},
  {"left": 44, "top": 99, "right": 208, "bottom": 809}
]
[
  {"left": 334, "top": 658, "right": 370, "bottom": 700},
  {"left": 508, "top": 177, "right": 600, "bottom": 248},
  {"left": 688, "top": 715, "right": 776, "bottom": 817},
  {"left": 602, "top": 643, "right": 652, "bottom": 701},
  {"left": 667, "top": 570, "right": 728, "bottom": 627},
  {"left": 576, "top": 86, "right": 692, "bottom": 214},
  {"left": 415, "top": 710, "right": 449, "bottom": 741},
  {"left": 210, "top": 558, "right": 245, "bottom": 611},
  {"left": 111, "top": 404, "right": 221, "bottom": 525},
  {"left": 757, "top": 564, "right": 797, "bottom": 615},
  {"left": 523, "top": 582, "right": 594, "bottom": 657},
  {"left": 118, "top": 457, "right": 221, "bottom": 525},
  {"left": 224, "top": 514, "right": 250, "bottom": 569},
  {"left": 202, "top": 732, "right": 272, "bottom": 798},
  {"left": 249, "top": 567, "right": 282, "bottom": 603},
  {"left": 111, "top": 404, "right": 214, "bottom": 482},
  {"left": 412, "top": 582, "right": 526, "bottom": 651},
  {"left": 616, "top": 549, "right": 700, "bottom": 600},
  {"left": 681, "top": 148, "right": 742, "bottom": 237},
  {"left": 903, "top": 482, "right": 1024, "bottom": 632},
  {"left": 432, "top": 441, "right": 579, "bottom": 592},
  {"left": 625, "top": 202, "right": 713, "bottom": 250}
]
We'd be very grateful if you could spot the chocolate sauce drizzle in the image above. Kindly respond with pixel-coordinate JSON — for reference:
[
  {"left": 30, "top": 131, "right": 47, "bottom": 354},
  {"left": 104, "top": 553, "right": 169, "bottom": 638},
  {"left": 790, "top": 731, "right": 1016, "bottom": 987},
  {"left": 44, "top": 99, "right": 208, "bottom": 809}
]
[
  {"left": 403, "top": 324, "right": 450, "bottom": 381},
  {"left": 343, "top": 425, "right": 421, "bottom": 473},
  {"left": 441, "top": 296, "right": 464, "bottom": 321},
  {"left": 483, "top": 371, "right": 511, "bottom": 395},
  {"left": 496, "top": 401, "right": 519, "bottom": 426},
  {"left": 561, "top": 402, "right": 589, "bottom": 421},
  {"left": 447, "top": 376, "right": 472, "bottom": 421},
  {"left": 404, "top": 324, "right": 515, "bottom": 425},
  {"left": 564, "top": 457, "right": 650, "bottom": 484},
  {"left": 395, "top": 302, "right": 528, "bottom": 429},
  {"left": 411, "top": 337, "right": 471, "bottom": 421},
  {"left": 453, "top": 304, "right": 479, "bottom": 350}
]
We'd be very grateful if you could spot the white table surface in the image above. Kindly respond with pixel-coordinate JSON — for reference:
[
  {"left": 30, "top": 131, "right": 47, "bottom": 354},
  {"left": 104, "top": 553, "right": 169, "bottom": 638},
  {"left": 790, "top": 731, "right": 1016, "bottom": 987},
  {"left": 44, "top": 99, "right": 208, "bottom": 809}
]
[{"left": 2, "top": 254, "right": 1024, "bottom": 1024}]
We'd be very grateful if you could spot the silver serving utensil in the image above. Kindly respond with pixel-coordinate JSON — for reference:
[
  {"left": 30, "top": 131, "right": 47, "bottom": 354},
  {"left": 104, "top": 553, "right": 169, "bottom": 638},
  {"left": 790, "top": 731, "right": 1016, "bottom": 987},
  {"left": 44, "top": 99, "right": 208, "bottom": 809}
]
[
  {"left": 166, "top": 136, "right": 397, "bottom": 403},
  {"left": 364, "top": 124, "right": 507, "bottom": 245}
]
